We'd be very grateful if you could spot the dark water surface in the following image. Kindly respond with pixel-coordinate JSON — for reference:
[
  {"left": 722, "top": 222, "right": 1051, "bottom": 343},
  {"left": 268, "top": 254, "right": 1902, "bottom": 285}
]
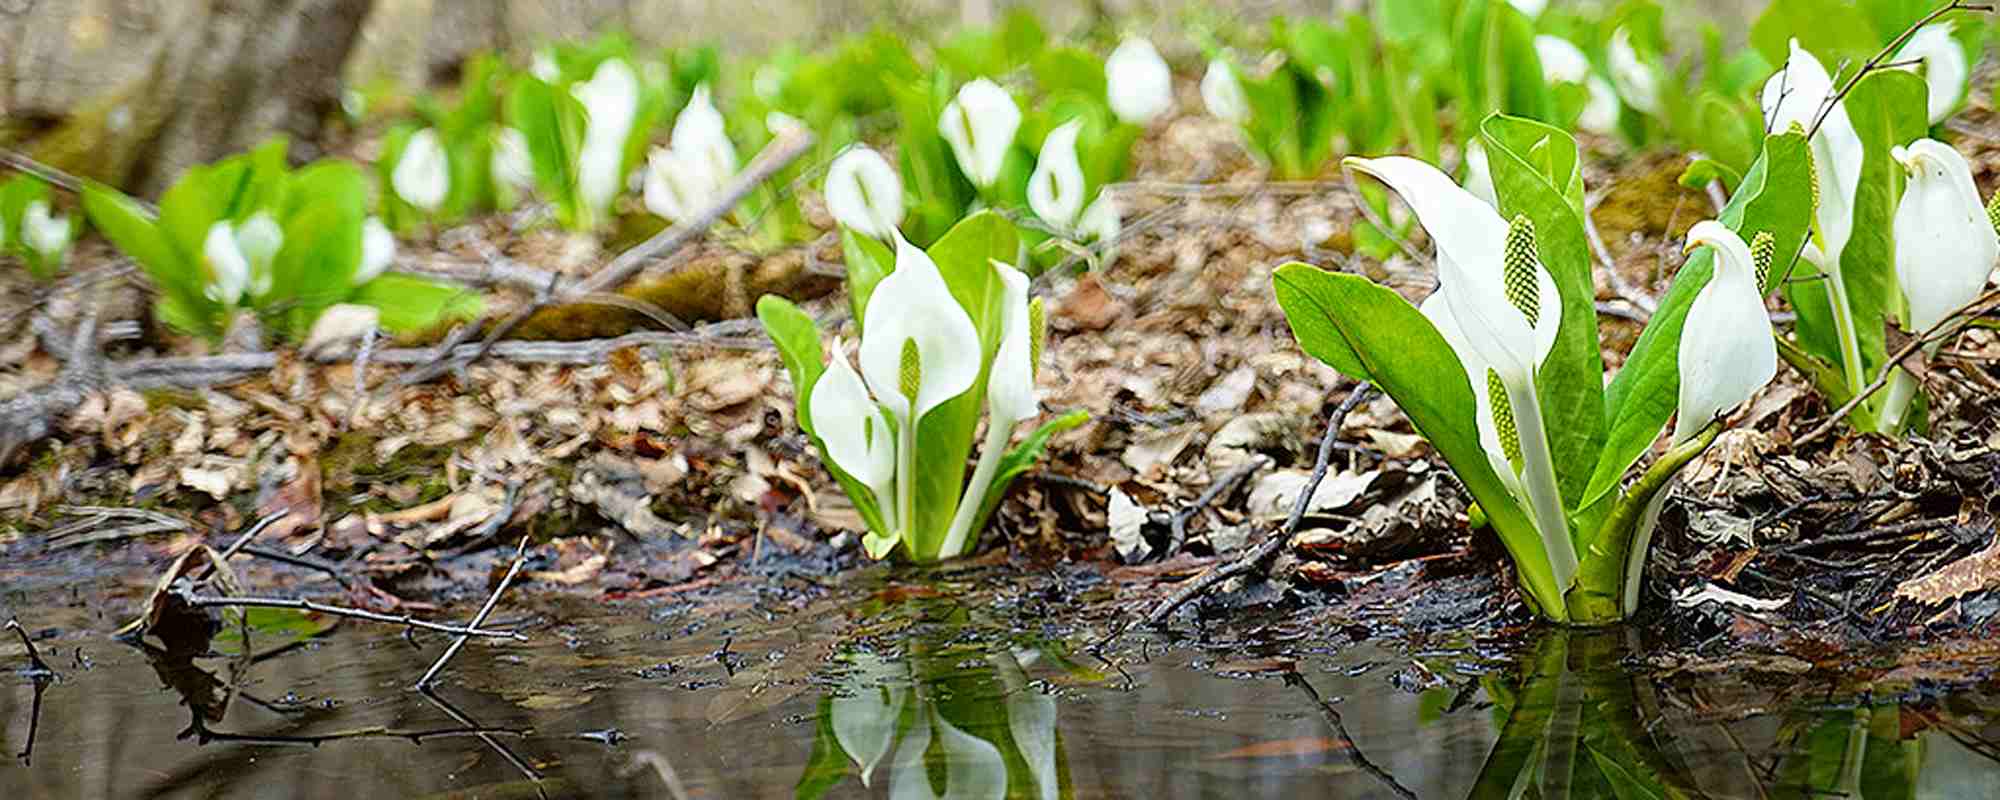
[{"left": 5, "top": 565, "right": 2000, "bottom": 799}]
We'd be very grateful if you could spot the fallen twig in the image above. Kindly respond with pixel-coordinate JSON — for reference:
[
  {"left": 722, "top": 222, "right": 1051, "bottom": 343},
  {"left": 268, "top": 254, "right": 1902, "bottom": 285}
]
[
  {"left": 414, "top": 536, "right": 533, "bottom": 689},
  {"left": 1794, "top": 288, "right": 2000, "bottom": 448},
  {"left": 6, "top": 618, "right": 58, "bottom": 679},
  {"left": 182, "top": 596, "right": 526, "bottom": 640},
  {"left": 1164, "top": 455, "right": 1271, "bottom": 560},
  {"left": 400, "top": 128, "right": 814, "bottom": 384},
  {"left": 0, "top": 148, "right": 139, "bottom": 210},
  {"left": 421, "top": 687, "right": 548, "bottom": 797},
  {"left": 1143, "top": 382, "right": 1375, "bottom": 627},
  {"left": 1582, "top": 191, "right": 1657, "bottom": 317}
]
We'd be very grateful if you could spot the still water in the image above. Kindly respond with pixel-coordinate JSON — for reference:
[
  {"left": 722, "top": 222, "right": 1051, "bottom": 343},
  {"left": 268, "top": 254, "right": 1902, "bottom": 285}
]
[{"left": 4, "top": 564, "right": 2000, "bottom": 798}]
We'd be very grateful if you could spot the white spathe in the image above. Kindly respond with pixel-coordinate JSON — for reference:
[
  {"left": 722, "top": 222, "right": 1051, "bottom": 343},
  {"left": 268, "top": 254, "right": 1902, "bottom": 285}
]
[
  {"left": 671, "top": 84, "right": 738, "bottom": 191},
  {"left": 392, "top": 128, "right": 450, "bottom": 212},
  {"left": 1509, "top": 0, "right": 1547, "bottom": 16},
  {"left": 939, "top": 261, "right": 1037, "bottom": 558},
  {"left": 888, "top": 707, "right": 1007, "bottom": 800},
  {"left": 1345, "top": 154, "right": 1574, "bottom": 592},
  {"left": 810, "top": 342, "right": 899, "bottom": 529},
  {"left": 1762, "top": 40, "right": 1864, "bottom": 268},
  {"left": 1106, "top": 37, "right": 1173, "bottom": 125},
  {"left": 1201, "top": 59, "right": 1249, "bottom": 124},
  {"left": 1676, "top": 222, "right": 1778, "bottom": 445},
  {"left": 1608, "top": 27, "right": 1660, "bottom": 116},
  {"left": 1027, "top": 120, "right": 1088, "bottom": 231},
  {"left": 859, "top": 238, "right": 982, "bottom": 423},
  {"left": 203, "top": 221, "right": 252, "bottom": 305},
  {"left": 643, "top": 146, "right": 700, "bottom": 223},
  {"left": 1898, "top": 23, "right": 1968, "bottom": 125},
  {"left": 1893, "top": 139, "right": 1998, "bottom": 332},
  {"left": 940, "top": 78, "right": 1021, "bottom": 189},
  {"left": 572, "top": 59, "right": 641, "bottom": 218},
  {"left": 20, "top": 200, "right": 70, "bottom": 261},
  {"left": 825, "top": 146, "right": 905, "bottom": 241},
  {"left": 1533, "top": 36, "right": 1620, "bottom": 134},
  {"left": 235, "top": 212, "right": 283, "bottom": 297},
  {"left": 491, "top": 126, "right": 535, "bottom": 191},
  {"left": 1079, "top": 191, "right": 1120, "bottom": 244},
  {"left": 1421, "top": 290, "right": 1526, "bottom": 501},
  {"left": 356, "top": 216, "right": 396, "bottom": 286}
]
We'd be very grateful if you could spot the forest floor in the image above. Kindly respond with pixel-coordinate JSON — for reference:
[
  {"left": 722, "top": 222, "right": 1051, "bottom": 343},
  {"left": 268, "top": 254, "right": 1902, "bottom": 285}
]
[{"left": 6, "top": 84, "right": 2000, "bottom": 678}]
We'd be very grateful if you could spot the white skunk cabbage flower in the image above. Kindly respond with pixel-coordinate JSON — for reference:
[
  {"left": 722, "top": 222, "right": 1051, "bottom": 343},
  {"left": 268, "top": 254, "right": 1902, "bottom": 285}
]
[
  {"left": 670, "top": 84, "right": 737, "bottom": 191},
  {"left": 491, "top": 126, "right": 534, "bottom": 192},
  {"left": 1607, "top": 28, "right": 1660, "bottom": 116},
  {"left": 1892, "top": 139, "right": 1997, "bottom": 332},
  {"left": 1346, "top": 155, "right": 1576, "bottom": 593},
  {"left": 1897, "top": 23, "right": 1968, "bottom": 125},
  {"left": 1201, "top": 59, "right": 1249, "bottom": 124},
  {"left": 859, "top": 239, "right": 983, "bottom": 546},
  {"left": 1105, "top": 37, "right": 1172, "bottom": 125},
  {"left": 530, "top": 49, "right": 560, "bottom": 83},
  {"left": 812, "top": 340, "right": 901, "bottom": 536},
  {"left": 1028, "top": 120, "right": 1088, "bottom": 231},
  {"left": 571, "top": 59, "right": 640, "bottom": 219},
  {"left": 1463, "top": 139, "right": 1498, "bottom": 209},
  {"left": 203, "top": 213, "right": 281, "bottom": 305},
  {"left": 888, "top": 707, "right": 1008, "bottom": 800},
  {"left": 1509, "top": 0, "right": 1547, "bottom": 16},
  {"left": 940, "top": 78, "right": 1021, "bottom": 189},
  {"left": 993, "top": 651, "right": 1059, "bottom": 800},
  {"left": 1762, "top": 39, "right": 1867, "bottom": 390},
  {"left": 355, "top": 216, "right": 396, "bottom": 286},
  {"left": 642, "top": 147, "right": 700, "bottom": 223},
  {"left": 234, "top": 212, "right": 283, "bottom": 297},
  {"left": 1079, "top": 191, "right": 1120, "bottom": 244},
  {"left": 1534, "top": 36, "right": 1621, "bottom": 134},
  {"left": 21, "top": 200, "right": 71, "bottom": 264},
  {"left": 828, "top": 653, "right": 908, "bottom": 788},
  {"left": 391, "top": 128, "right": 450, "bottom": 212},
  {"left": 824, "top": 146, "right": 905, "bottom": 241},
  {"left": 1676, "top": 222, "right": 1777, "bottom": 445},
  {"left": 940, "top": 261, "right": 1039, "bottom": 557}
]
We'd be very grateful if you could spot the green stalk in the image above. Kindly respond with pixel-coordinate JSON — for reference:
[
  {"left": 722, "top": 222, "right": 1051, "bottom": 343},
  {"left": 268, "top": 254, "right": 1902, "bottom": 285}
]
[
  {"left": 1596, "top": 423, "right": 1719, "bottom": 617},
  {"left": 940, "top": 415, "right": 1015, "bottom": 559},
  {"left": 1505, "top": 378, "right": 1578, "bottom": 596},
  {"left": 897, "top": 413, "right": 918, "bottom": 557},
  {"left": 1824, "top": 270, "right": 1868, "bottom": 397}
]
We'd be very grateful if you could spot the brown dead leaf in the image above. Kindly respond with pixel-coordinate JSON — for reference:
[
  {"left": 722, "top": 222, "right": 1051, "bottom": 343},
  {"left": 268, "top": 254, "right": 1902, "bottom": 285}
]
[
  {"left": 1896, "top": 535, "right": 2000, "bottom": 607},
  {"left": 1054, "top": 273, "right": 1127, "bottom": 332},
  {"left": 1210, "top": 737, "right": 1347, "bottom": 760}
]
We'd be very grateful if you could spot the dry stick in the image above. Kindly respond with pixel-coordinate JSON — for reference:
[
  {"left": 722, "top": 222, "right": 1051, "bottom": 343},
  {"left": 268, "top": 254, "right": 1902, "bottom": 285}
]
[
  {"left": 0, "top": 148, "right": 145, "bottom": 211},
  {"left": 1794, "top": 289, "right": 2000, "bottom": 448},
  {"left": 414, "top": 537, "right": 533, "bottom": 689},
  {"left": 400, "top": 128, "right": 814, "bottom": 385},
  {"left": 1582, "top": 191, "right": 1657, "bottom": 316},
  {"left": 182, "top": 596, "right": 526, "bottom": 640},
  {"left": 1165, "top": 454, "right": 1272, "bottom": 560},
  {"left": 420, "top": 687, "right": 548, "bottom": 795},
  {"left": 1144, "top": 382, "right": 1375, "bottom": 626}
]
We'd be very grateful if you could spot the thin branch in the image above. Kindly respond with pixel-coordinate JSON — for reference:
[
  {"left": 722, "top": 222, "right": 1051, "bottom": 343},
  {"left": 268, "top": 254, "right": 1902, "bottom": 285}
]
[
  {"left": 414, "top": 537, "right": 532, "bottom": 689},
  {"left": 6, "top": 618, "right": 57, "bottom": 679},
  {"left": 1144, "top": 382, "right": 1375, "bottom": 626},
  {"left": 1794, "top": 288, "right": 2000, "bottom": 447},
  {"left": 1164, "top": 455, "right": 1271, "bottom": 560},
  {"left": 1582, "top": 191, "right": 1657, "bottom": 316},
  {"left": 1808, "top": 1, "right": 1992, "bottom": 138},
  {"left": 0, "top": 148, "right": 145, "bottom": 210},
  {"left": 181, "top": 596, "right": 527, "bottom": 640}
]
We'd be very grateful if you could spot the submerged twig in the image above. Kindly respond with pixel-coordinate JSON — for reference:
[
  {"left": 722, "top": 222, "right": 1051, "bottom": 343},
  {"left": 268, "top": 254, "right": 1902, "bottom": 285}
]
[
  {"left": 182, "top": 596, "right": 526, "bottom": 640},
  {"left": 1285, "top": 669, "right": 1419, "bottom": 799},
  {"left": 414, "top": 537, "right": 533, "bottom": 689},
  {"left": 1143, "top": 382, "right": 1375, "bottom": 626},
  {"left": 7, "top": 618, "right": 57, "bottom": 679}
]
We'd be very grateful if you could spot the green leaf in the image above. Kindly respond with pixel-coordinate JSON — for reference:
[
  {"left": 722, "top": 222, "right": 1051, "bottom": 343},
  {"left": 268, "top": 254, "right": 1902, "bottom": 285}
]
[
  {"left": 1677, "top": 157, "right": 1743, "bottom": 193},
  {"left": 1837, "top": 69, "right": 1927, "bottom": 382},
  {"left": 1750, "top": 0, "right": 1882, "bottom": 67},
  {"left": 82, "top": 181, "right": 222, "bottom": 340},
  {"left": 1586, "top": 131, "right": 1814, "bottom": 512},
  {"left": 271, "top": 160, "right": 371, "bottom": 337},
  {"left": 0, "top": 175, "right": 50, "bottom": 257},
  {"left": 506, "top": 76, "right": 587, "bottom": 229},
  {"left": 756, "top": 294, "right": 827, "bottom": 435},
  {"left": 904, "top": 212, "right": 1018, "bottom": 561},
  {"left": 1273, "top": 263, "right": 1565, "bottom": 619},
  {"left": 351, "top": 273, "right": 483, "bottom": 333},
  {"left": 972, "top": 409, "right": 1089, "bottom": 535},
  {"left": 793, "top": 696, "right": 851, "bottom": 800},
  {"left": 1479, "top": 114, "right": 1602, "bottom": 506}
]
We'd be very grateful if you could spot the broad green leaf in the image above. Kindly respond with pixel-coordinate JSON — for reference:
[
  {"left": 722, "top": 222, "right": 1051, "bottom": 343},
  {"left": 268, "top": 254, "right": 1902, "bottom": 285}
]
[
  {"left": 1480, "top": 114, "right": 1602, "bottom": 506},
  {"left": 506, "top": 76, "right": 586, "bottom": 228},
  {"left": 83, "top": 182, "right": 221, "bottom": 340},
  {"left": 1837, "top": 69, "right": 1927, "bottom": 382},
  {"left": 756, "top": 294, "right": 826, "bottom": 435},
  {"left": 1586, "top": 132, "right": 1813, "bottom": 512},
  {"left": 1273, "top": 264, "right": 1564, "bottom": 618},
  {"left": 1750, "top": 0, "right": 1881, "bottom": 67},
  {"left": 906, "top": 212, "right": 1018, "bottom": 560},
  {"left": 972, "top": 409, "right": 1089, "bottom": 534},
  {"left": 351, "top": 273, "right": 482, "bottom": 333}
]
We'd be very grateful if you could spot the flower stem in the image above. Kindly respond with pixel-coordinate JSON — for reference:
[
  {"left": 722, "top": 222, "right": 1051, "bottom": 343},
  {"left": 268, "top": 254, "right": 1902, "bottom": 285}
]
[
  {"left": 898, "top": 413, "right": 918, "bottom": 556},
  {"left": 940, "top": 415, "right": 1016, "bottom": 559},
  {"left": 1879, "top": 367, "right": 1919, "bottom": 433},
  {"left": 1825, "top": 269, "right": 1868, "bottom": 397},
  {"left": 1504, "top": 378, "right": 1578, "bottom": 595}
]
